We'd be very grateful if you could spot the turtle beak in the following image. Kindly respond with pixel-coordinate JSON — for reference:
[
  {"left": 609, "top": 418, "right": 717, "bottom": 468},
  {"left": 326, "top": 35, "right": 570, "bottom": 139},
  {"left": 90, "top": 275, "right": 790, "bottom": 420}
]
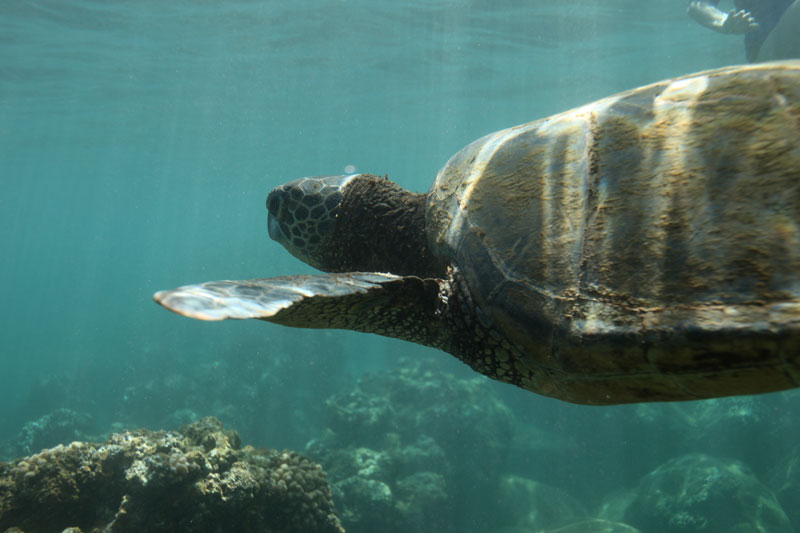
[
  {"left": 266, "top": 190, "right": 288, "bottom": 244},
  {"left": 268, "top": 212, "right": 286, "bottom": 242}
]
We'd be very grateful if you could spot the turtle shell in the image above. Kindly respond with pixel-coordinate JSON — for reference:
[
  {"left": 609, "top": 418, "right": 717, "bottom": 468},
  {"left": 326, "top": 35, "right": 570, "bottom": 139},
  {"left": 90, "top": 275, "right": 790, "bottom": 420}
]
[{"left": 426, "top": 62, "right": 800, "bottom": 404}]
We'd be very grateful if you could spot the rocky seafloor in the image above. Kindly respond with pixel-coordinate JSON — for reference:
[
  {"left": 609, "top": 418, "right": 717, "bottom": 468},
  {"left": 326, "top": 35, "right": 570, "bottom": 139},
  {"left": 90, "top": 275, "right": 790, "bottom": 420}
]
[
  {"left": 0, "top": 417, "right": 344, "bottom": 532},
  {"left": 2, "top": 356, "right": 799, "bottom": 532},
  {"left": 302, "top": 361, "right": 798, "bottom": 532}
]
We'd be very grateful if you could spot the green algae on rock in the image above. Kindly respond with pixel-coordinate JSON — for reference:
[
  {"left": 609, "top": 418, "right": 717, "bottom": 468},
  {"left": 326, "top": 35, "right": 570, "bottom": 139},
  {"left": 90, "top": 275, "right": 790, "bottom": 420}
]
[{"left": 0, "top": 417, "right": 345, "bottom": 533}]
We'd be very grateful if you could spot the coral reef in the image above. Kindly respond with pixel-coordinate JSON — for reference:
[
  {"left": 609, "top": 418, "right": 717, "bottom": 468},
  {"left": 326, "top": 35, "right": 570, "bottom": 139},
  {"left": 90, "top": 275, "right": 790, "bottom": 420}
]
[
  {"left": 624, "top": 453, "right": 792, "bottom": 532},
  {"left": 4, "top": 352, "right": 798, "bottom": 532},
  {"left": 0, "top": 417, "right": 344, "bottom": 533},
  {"left": 15, "top": 408, "right": 94, "bottom": 457},
  {"left": 308, "top": 358, "right": 514, "bottom": 532},
  {"left": 307, "top": 360, "right": 799, "bottom": 532}
]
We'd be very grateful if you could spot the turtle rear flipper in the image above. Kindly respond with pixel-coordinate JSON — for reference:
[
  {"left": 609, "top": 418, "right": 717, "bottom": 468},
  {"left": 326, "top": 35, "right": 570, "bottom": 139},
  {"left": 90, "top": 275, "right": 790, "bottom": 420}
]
[{"left": 154, "top": 273, "right": 443, "bottom": 337}]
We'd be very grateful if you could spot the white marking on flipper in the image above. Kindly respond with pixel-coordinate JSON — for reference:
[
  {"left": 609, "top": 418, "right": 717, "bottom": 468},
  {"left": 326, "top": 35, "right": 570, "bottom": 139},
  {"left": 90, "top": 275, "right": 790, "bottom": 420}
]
[{"left": 154, "top": 273, "right": 402, "bottom": 321}]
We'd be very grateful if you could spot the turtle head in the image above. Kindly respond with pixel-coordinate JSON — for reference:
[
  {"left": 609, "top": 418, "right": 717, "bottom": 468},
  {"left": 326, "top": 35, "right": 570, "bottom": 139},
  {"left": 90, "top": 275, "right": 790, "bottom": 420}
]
[
  {"left": 266, "top": 174, "right": 357, "bottom": 270},
  {"left": 267, "top": 173, "right": 443, "bottom": 277}
]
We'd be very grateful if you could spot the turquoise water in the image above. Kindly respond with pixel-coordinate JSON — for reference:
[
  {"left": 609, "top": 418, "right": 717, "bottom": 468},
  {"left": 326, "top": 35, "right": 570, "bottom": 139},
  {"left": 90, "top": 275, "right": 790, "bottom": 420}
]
[{"left": 1, "top": 1, "right": 798, "bottom": 531}]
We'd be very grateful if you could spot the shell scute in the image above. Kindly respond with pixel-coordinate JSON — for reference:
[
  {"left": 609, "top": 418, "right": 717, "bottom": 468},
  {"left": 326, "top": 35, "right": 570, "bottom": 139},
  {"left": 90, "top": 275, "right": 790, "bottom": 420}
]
[{"left": 428, "top": 62, "right": 800, "bottom": 403}]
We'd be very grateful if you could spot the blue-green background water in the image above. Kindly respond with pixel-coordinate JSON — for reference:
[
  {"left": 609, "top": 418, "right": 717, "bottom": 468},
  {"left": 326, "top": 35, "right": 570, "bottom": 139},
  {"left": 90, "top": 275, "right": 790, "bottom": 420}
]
[{"left": 1, "top": 1, "right": 798, "bottom": 531}]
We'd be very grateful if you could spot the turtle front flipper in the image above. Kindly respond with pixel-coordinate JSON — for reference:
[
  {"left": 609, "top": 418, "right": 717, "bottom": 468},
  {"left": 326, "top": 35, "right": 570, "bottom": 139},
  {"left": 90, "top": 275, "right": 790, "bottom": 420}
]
[{"left": 154, "top": 273, "right": 444, "bottom": 339}]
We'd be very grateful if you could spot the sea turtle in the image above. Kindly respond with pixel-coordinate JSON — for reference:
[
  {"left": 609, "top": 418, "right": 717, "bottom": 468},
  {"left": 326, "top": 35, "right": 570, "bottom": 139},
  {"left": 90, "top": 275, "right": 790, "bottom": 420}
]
[{"left": 155, "top": 62, "right": 800, "bottom": 405}]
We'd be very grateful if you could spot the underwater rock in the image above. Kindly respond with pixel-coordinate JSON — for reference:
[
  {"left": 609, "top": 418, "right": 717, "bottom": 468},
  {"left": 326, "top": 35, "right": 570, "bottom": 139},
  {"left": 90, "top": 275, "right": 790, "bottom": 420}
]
[
  {"left": 394, "top": 472, "right": 448, "bottom": 530},
  {"left": 393, "top": 435, "right": 448, "bottom": 479},
  {"left": 653, "top": 391, "right": 799, "bottom": 475},
  {"left": 325, "top": 359, "right": 513, "bottom": 453},
  {"left": 768, "top": 444, "right": 800, "bottom": 529},
  {"left": 625, "top": 453, "right": 792, "bottom": 532},
  {"left": 314, "top": 437, "right": 449, "bottom": 532},
  {"left": 310, "top": 359, "right": 514, "bottom": 532},
  {"left": 493, "top": 474, "right": 587, "bottom": 531},
  {"left": 0, "top": 417, "right": 344, "bottom": 533},
  {"left": 334, "top": 474, "right": 394, "bottom": 529},
  {"left": 15, "top": 408, "right": 94, "bottom": 457},
  {"left": 595, "top": 489, "right": 638, "bottom": 523},
  {"left": 510, "top": 390, "right": 800, "bottom": 505}
]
